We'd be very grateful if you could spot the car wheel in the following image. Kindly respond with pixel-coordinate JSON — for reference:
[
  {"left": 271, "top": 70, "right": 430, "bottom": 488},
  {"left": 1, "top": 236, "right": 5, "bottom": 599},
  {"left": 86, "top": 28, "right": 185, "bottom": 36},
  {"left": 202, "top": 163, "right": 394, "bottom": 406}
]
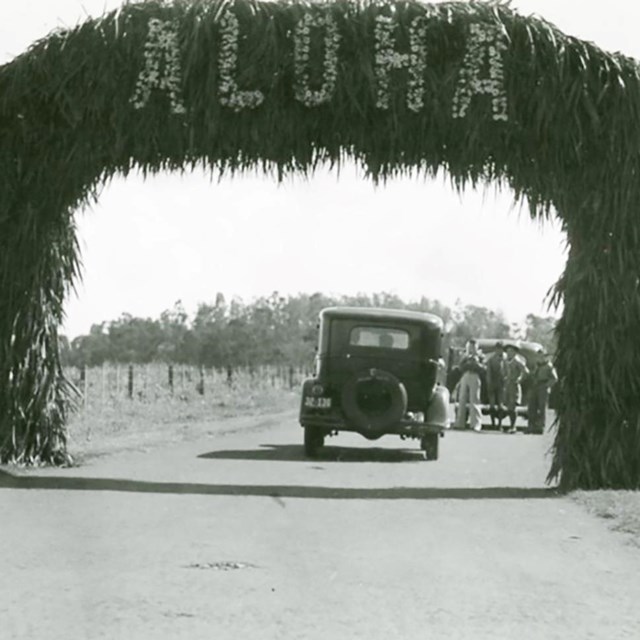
[
  {"left": 421, "top": 434, "right": 439, "bottom": 461},
  {"left": 303, "top": 426, "right": 324, "bottom": 458},
  {"left": 341, "top": 369, "right": 408, "bottom": 432}
]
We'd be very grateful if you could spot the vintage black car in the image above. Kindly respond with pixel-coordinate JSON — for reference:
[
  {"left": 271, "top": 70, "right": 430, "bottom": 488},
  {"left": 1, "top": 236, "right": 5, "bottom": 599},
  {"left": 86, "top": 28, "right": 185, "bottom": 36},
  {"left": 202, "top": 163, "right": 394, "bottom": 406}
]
[{"left": 299, "top": 307, "right": 450, "bottom": 460}]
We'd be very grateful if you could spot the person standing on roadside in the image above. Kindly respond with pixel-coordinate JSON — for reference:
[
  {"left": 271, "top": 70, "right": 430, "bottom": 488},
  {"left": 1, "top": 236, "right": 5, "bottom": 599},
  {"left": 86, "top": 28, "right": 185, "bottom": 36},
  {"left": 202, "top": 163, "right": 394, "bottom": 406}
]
[
  {"left": 526, "top": 349, "right": 558, "bottom": 434},
  {"left": 455, "top": 339, "right": 486, "bottom": 432},
  {"left": 485, "top": 342, "right": 506, "bottom": 429},
  {"left": 503, "top": 344, "right": 529, "bottom": 434}
]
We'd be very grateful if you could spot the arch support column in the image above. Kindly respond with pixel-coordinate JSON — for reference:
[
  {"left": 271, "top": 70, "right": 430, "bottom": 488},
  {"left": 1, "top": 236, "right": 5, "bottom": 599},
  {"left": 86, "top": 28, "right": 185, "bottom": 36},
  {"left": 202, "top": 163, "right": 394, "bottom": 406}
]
[
  {"left": 0, "top": 207, "right": 79, "bottom": 465},
  {"left": 550, "top": 215, "right": 640, "bottom": 489}
]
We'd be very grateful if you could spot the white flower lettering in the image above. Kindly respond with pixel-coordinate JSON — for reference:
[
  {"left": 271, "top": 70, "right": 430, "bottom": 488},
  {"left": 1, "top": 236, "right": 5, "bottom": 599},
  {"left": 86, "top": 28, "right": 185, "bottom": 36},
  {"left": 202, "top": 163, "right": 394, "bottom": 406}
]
[
  {"left": 218, "top": 10, "right": 264, "bottom": 111},
  {"left": 374, "top": 14, "right": 428, "bottom": 112},
  {"left": 293, "top": 11, "right": 341, "bottom": 107},
  {"left": 452, "top": 22, "right": 509, "bottom": 121},
  {"left": 130, "top": 18, "right": 186, "bottom": 115}
]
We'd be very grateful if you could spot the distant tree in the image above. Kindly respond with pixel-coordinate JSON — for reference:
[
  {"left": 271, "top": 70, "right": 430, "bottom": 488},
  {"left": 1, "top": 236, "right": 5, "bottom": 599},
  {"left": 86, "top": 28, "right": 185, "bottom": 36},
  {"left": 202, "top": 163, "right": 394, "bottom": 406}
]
[
  {"left": 524, "top": 314, "right": 557, "bottom": 353},
  {"left": 282, "top": 292, "right": 334, "bottom": 365},
  {"left": 67, "top": 323, "right": 112, "bottom": 366},
  {"left": 191, "top": 294, "right": 229, "bottom": 366},
  {"left": 62, "top": 291, "right": 551, "bottom": 369},
  {"left": 449, "top": 302, "right": 511, "bottom": 341},
  {"left": 157, "top": 301, "right": 190, "bottom": 362},
  {"left": 406, "top": 297, "right": 455, "bottom": 331},
  {"left": 249, "top": 292, "right": 288, "bottom": 364},
  {"left": 107, "top": 314, "right": 164, "bottom": 363}
]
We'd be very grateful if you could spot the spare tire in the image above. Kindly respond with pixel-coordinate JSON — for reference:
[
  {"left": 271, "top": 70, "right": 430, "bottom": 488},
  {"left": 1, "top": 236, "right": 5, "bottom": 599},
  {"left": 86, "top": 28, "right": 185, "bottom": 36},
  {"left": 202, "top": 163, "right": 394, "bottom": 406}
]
[{"left": 341, "top": 369, "right": 408, "bottom": 431}]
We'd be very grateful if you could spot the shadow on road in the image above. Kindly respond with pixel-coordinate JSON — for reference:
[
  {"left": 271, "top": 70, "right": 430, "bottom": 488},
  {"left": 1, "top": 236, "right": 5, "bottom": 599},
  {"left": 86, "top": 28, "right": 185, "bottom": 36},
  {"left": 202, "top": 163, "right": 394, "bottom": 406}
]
[
  {"left": 198, "top": 444, "right": 425, "bottom": 463},
  {"left": 0, "top": 468, "right": 559, "bottom": 500}
]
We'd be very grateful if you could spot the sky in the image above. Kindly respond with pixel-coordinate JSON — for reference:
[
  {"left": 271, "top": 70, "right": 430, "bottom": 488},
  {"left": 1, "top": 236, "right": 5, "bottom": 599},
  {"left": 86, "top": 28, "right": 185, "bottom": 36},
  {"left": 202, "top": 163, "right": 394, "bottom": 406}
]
[{"left": 1, "top": 0, "right": 638, "bottom": 338}]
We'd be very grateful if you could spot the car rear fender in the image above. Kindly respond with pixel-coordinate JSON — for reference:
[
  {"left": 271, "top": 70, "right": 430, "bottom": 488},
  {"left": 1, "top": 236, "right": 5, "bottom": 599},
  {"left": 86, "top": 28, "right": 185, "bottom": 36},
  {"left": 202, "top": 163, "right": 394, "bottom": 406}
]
[{"left": 425, "top": 384, "right": 450, "bottom": 428}]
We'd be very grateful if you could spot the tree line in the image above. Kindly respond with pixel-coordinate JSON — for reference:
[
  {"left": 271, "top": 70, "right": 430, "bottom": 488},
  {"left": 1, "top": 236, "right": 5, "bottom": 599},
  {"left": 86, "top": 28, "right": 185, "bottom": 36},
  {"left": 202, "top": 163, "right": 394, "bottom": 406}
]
[{"left": 60, "top": 292, "right": 557, "bottom": 368}]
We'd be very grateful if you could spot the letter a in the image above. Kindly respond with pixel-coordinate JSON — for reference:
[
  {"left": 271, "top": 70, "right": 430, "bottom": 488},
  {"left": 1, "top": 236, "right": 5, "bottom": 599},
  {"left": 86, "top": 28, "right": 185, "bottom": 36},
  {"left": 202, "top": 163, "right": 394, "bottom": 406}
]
[
  {"left": 452, "top": 22, "right": 509, "bottom": 121},
  {"left": 130, "top": 18, "right": 186, "bottom": 115}
]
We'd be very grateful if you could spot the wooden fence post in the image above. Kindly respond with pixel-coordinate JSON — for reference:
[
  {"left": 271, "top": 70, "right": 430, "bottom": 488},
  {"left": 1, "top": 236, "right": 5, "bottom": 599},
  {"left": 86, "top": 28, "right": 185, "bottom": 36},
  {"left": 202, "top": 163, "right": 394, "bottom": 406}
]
[
  {"left": 168, "top": 364, "right": 174, "bottom": 395},
  {"left": 196, "top": 365, "right": 205, "bottom": 395},
  {"left": 80, "top": 365, "right": 87, "bottom": 405},
  {"left": 128, "top": 365, "right": 134, "bottom": 399}
]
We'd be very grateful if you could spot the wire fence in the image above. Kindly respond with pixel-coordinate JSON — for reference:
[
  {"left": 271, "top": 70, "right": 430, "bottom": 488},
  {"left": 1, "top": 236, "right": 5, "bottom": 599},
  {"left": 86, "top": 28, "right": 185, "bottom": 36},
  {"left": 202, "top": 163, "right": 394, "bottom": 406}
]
[{"left": 65, "top": 363, "right": 313, "bottom": 406}]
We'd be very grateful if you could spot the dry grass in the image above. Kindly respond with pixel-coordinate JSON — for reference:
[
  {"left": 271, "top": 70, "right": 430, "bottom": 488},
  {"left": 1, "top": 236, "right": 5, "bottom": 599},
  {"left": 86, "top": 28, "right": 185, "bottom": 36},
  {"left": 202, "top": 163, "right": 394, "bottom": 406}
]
[
  {"left": 572, "top": 490, "right": 640, "bottom": 547},
  {"left": 65, "top": 364, "right": 301, "bottom": 463}
]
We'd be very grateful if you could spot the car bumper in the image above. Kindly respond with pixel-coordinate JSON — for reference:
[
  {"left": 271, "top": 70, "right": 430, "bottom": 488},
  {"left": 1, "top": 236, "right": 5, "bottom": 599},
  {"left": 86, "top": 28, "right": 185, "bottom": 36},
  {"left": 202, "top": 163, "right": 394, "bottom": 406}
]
[{"left": 300, "top": 414, "right": 445, "bottom": 437}]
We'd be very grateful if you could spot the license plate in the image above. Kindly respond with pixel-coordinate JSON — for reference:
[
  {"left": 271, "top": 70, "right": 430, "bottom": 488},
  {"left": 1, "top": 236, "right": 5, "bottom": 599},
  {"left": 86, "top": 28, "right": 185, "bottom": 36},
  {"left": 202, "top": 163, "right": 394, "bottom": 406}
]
[{"left": 304, "top": 396, "right": 331, "bottom": 409}]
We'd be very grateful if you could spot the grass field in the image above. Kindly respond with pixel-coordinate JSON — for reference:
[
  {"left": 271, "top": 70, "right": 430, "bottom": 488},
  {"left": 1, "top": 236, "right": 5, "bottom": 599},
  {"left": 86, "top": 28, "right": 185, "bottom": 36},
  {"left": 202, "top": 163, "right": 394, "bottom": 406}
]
[{"left": 65, "top": 364, "right": 301, "bottom": 462}]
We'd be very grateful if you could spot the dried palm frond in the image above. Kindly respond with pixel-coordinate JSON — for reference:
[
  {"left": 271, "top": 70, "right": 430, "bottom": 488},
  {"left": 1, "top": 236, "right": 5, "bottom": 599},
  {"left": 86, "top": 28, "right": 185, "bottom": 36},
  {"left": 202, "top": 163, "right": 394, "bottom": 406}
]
[{"left": 0, "top": 0, "right": 639, "bottom": 486}]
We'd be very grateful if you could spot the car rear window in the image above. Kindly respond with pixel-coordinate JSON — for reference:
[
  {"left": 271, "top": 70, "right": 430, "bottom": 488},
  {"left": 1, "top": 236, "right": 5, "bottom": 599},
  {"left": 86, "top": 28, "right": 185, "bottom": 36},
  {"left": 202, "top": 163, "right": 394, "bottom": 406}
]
[{"left": 349, "top": 326, "right": 410, "bottom": 350}]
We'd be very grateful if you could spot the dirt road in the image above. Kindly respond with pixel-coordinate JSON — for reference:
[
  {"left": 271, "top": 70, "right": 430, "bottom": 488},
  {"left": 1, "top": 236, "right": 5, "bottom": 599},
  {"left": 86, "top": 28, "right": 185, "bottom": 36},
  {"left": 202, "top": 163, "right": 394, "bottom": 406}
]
[{"left": 2, "top": 411, "right": 639, "bottom": 639}]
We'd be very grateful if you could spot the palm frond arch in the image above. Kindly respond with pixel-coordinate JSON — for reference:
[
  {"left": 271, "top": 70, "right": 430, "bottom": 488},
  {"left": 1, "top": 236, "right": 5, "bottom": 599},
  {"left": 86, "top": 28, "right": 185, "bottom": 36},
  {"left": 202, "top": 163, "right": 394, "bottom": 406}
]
[{"left": 1, "top": 0, "right": 639, "bottom": 488}]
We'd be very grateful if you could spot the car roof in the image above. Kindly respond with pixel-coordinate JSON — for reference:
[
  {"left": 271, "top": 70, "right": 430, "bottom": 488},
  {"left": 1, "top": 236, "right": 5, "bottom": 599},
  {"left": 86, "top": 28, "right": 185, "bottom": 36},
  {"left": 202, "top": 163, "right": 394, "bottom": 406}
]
[
  {"left": 476, "top": 338, "right": 544, "bottom": 353},
  {"left": 320, "top": 306, "right": 443, "bottom": 329}
]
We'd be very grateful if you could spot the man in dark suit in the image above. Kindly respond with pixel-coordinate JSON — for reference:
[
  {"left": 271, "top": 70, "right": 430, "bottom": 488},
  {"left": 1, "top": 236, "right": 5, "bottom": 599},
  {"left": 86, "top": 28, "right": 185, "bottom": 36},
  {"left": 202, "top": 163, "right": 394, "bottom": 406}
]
[
  {"left": 526, "top": 349, "right": 558, "bottom": 434},
  {"left": 486, "top": 342, "right": 506, "bottom": 429}
]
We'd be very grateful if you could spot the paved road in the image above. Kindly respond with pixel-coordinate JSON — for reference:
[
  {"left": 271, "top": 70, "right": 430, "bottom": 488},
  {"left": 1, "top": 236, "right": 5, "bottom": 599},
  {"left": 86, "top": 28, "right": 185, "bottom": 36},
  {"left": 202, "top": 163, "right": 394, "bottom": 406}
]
[{"left": 2, "top": 411, "right": 639, "bottom": 640}]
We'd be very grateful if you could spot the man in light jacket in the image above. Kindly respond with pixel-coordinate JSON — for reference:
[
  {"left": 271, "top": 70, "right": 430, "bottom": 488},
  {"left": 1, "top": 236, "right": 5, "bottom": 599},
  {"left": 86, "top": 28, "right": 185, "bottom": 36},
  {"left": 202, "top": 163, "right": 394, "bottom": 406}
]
[{"left": 455, "top": 339, "right": 486, "bottom": 432}]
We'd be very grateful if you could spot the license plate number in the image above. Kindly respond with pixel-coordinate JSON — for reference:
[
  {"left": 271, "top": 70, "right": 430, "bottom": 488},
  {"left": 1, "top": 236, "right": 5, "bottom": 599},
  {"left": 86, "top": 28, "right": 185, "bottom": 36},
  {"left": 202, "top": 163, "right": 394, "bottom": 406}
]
[{"left": 304, "top": 396, "right": 331, "bottom": 409}]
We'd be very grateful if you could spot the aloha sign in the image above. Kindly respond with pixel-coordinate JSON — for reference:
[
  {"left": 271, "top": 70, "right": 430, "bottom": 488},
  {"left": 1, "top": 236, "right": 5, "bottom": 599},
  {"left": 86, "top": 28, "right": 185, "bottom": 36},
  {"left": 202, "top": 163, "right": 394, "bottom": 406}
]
[
  {"left": 130, "top": 9, "right": 509, "bottom": 121},
  {"left": 1, "top": 0, "right": 639, "bottom": 492}
]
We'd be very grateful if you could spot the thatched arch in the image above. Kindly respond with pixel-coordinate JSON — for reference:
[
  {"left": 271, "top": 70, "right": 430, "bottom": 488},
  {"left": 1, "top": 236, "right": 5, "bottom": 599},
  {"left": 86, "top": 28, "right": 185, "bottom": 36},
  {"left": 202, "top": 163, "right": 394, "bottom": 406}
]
[{"left": 1, "top": 0, "right": 639, "bottom": 488}]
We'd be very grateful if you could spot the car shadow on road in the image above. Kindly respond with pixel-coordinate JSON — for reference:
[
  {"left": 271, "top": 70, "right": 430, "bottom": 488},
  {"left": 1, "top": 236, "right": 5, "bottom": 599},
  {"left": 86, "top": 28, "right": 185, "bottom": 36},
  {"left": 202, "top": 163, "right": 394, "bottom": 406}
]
[
  {"left": 0, "top": 467, "right": 559, "bottom": 500},
  {"left": 198, "top": 444, "right": 425, "bottom": 463}
]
